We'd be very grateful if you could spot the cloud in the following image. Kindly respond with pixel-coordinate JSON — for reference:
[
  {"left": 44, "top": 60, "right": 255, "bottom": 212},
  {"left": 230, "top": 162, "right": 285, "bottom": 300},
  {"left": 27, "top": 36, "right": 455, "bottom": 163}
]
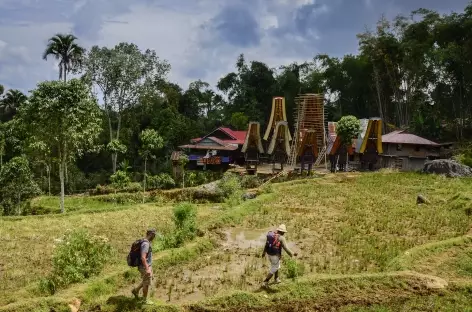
[{"left": 0, "top": 0, "right": 471, "bottom": 93}]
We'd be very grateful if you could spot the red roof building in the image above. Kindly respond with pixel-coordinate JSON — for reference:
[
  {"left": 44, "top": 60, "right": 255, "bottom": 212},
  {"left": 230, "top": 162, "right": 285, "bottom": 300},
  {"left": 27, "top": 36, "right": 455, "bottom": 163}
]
[{"left": 178, "top": 127, "right": 248, "bottom": 170}]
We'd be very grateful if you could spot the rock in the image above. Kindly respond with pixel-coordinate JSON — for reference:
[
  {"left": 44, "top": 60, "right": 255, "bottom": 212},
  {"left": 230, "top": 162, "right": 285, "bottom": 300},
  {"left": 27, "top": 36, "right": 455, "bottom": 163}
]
[
  {"left": 69, "top": 298, "right": 81, "bottom": 312},
  {"left": 417, "top": 194, "right": 430, "bottom": 205},
  {"left": 242, "top": 192, "right": 257, "bottom": 200},
  {"left": 423, "top": 159, "right": 472, "bottom": 178}
]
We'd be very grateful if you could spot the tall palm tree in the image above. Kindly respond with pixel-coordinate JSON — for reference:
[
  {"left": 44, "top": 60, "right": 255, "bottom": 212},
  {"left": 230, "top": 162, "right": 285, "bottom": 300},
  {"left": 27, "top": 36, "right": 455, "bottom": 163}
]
[
  {"left": 43, "top": 34, "right": 85, "bottom": 82},
  {"left": 0, "top": 89, "right": 27, "bottom": 121}
]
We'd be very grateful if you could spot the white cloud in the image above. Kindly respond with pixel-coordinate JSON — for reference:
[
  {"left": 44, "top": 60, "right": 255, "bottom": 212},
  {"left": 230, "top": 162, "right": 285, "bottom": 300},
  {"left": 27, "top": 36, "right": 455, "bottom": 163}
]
[
  {"left": 0, "top": 21, "right": 72, "bottom": 90},
  {"left": 2, "top": 0, "right": 467, "bottom": 94}
]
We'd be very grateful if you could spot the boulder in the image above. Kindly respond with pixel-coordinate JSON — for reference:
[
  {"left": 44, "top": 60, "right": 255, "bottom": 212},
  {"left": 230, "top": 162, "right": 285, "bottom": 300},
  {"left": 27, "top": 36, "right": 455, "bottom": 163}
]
[
  {"left": 423, "top": 159, "right": 472, "bottom": 178},
  {"left": 417, "top": 194, "right": 430, "bottom": 205},
  {"left": 242, "top": 192, "right": 257, "bottom": 200}
]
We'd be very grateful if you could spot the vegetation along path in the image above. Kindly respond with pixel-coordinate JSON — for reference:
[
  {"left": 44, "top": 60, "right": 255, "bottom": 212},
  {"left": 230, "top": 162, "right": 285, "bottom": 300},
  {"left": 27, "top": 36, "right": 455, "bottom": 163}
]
[{"left": 1, "top": 171, "right": 472, "bottom": 311}]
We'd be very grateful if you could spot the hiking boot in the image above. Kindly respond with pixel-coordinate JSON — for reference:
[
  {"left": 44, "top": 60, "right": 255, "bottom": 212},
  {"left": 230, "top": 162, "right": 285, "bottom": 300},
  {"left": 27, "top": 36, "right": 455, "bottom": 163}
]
[
  {"left": 131, "top": 288, "right": 139, "bottom": 299},
  {"left": 261, "top": 281, "right": 269, "bottom": 288},
  {"left": 144, "top": 299, "right": 155, "bottom": 305},
  {"left": 274, "top": 278, "right": 281, "bottom": 284}
]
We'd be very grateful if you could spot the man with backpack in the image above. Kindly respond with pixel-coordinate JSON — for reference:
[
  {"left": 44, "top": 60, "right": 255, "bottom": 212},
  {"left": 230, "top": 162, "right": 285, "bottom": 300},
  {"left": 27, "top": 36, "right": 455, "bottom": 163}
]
[
  {"left": 129, "top": 229, "right": 156, "bottom": 303},
  {"left": 261, "top": 224, "right": 297, "bottom": 287}
]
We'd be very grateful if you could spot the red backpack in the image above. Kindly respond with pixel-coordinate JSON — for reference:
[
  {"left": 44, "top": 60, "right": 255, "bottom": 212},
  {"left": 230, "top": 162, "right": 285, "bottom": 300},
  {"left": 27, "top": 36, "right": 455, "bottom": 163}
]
[{"left": 266, "top": 231, "right": 281, "bottom": 255}]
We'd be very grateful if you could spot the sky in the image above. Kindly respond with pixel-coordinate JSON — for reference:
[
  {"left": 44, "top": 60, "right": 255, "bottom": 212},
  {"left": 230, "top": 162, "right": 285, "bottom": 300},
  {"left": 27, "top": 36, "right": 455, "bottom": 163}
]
[{"left": 0, "top": 0, "right": 470, "bottom": 93}]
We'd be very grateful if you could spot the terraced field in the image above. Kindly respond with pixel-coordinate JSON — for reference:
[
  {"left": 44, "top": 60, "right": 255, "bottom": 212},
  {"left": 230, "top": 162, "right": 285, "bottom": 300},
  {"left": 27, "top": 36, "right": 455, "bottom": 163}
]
[{"left": 1, "top": 171, "right": 472, "bottom": 311}]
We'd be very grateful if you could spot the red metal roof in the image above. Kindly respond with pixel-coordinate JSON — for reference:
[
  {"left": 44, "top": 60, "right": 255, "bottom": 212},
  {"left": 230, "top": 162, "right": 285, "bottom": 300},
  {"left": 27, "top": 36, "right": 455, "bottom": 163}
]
[
  {"left": 382, "top": 130, "right": 439, "bottom": 146},
  {"left": 190, "top": 127, "right": 247, "bottom": 145},
  {"left": 179, "top": 136, "right": 239, "bottom": 151},
  {"left": 179, "top": 144, "right": 238, "bottom": 151}
]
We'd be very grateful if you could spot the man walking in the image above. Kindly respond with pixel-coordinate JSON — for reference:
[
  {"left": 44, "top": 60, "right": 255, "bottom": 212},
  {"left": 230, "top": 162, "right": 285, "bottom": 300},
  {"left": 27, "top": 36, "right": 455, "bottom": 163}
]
[
  {"left": 132, "top": 229, "right": 156, "bottom": 303},
  {"left": 261, "top": 224, "right": 297, "bottom": 287}
]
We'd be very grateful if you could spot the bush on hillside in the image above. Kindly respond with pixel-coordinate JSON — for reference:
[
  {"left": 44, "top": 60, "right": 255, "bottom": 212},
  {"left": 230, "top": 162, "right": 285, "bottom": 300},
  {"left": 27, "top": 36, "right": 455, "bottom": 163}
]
[
  {"left": 157, "top": 202, "right": 198, "bottom": 249},
  {"left": 218, "top": 172, "right": 242, "bottom": 198},
  {"left": 0, "top": 156, "right": 41, "bottom": 216},
  {"left": 110, "top": 170, "right": 131, "bottom": 189},
  {"left": 241, "top": 175, "right": 263, "bottom": 188},
  {"left": 39, "top": 230, "right": 112, "bottom": 295},
  {"left": 453, "top": 144, "right": 472, "bottom": 168},
  {"left": 92, "top": 182, "right": 142, "bottom": 195},
  {"left": 184, "top": 170, "right": 223, "bottom": 187},
  {"left": 218, "top": 172, "right": 244, "bottom": 207},
  {"left": 147, "top": 173, "right": 176, "bottom": 190}
]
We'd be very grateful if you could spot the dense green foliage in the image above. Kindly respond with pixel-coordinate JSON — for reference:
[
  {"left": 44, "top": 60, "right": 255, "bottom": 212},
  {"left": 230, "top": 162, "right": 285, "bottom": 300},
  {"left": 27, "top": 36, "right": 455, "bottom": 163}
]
[
  {"left": 39, "top": 229, "right": 112, "bottom": 294},
  {"left": 157, "top": 202, "right": 198, "bottom": 249},
  {"left": 336, "top": 116, "right": 361, "bottom": 145},
  {"left": 2, "top": 4, "right": 472, "bottom": 211},
  {"left": 0, "top": 156, "right": 40, "bottom": 215}
]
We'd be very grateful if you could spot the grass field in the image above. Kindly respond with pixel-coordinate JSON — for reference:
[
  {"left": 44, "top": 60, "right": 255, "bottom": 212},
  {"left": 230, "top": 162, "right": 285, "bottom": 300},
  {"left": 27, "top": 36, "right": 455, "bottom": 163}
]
[{"left": 1, "top": 171, "right": 472, "bottom": 311}]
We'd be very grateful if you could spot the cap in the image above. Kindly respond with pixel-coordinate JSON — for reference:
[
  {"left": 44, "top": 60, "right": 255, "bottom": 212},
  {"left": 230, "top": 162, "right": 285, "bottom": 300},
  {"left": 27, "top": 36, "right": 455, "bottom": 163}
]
[{"left": 146, "top": 228, "right": 157, "bottom": 235}]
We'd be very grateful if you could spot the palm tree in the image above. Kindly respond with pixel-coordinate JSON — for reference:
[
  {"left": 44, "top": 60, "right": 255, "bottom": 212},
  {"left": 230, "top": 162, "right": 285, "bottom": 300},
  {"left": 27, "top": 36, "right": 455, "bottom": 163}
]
[
  {"left": 0, "top": 89, "right": 27, "bottom": 121},
  {"left": 43, "top": 34, "right": 85, "bottom": 82}
]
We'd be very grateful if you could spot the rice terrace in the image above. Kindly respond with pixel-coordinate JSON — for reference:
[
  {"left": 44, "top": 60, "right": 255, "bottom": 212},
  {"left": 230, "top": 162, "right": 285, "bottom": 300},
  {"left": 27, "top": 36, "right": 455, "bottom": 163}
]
[
  {"left": 3, "top": 1, "right": 472, "bottom": 312},
  {"left": 1, "top": 171, "right": 472, "bottom": 312}
]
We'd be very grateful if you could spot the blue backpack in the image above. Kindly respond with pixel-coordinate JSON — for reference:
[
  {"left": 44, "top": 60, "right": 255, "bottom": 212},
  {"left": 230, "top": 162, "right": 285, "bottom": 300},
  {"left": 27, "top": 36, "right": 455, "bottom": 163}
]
[{"left": 265, "top": 231, "right": 281, "bottom": 255}]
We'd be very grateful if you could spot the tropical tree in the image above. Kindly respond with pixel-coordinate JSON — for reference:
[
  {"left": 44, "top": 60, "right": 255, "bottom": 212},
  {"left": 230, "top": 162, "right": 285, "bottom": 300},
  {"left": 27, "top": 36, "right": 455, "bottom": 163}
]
[
  {"left": 139, "top": 128, "right": 164, "bottom": 193},
  {"left": 336, "top": 116, "right": 361, "bottom": 145},
  {"left": 84, "top": 42, "right": 170, "bottom": 172},
  {"left": 0, "top": 90, "right": 27, "bottom": 121},
  {"left": 43, "top": 34, "right": 85, "bottom": 82},
  {"left": 20, "top": 79, "right": 102, "bottom": 213}
]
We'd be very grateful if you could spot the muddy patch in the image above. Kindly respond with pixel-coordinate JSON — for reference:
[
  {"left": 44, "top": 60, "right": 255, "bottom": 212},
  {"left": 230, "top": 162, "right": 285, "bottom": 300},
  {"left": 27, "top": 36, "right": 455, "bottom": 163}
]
[{"left": 150, "top": 227, "right": 304, "bottom": 304}]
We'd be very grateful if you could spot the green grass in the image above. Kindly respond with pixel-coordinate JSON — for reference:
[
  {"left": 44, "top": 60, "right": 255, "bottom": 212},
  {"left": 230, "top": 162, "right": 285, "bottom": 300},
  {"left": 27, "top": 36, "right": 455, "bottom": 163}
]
[{"left": 2, "top": 172, "right": 472, "bottom": 311}]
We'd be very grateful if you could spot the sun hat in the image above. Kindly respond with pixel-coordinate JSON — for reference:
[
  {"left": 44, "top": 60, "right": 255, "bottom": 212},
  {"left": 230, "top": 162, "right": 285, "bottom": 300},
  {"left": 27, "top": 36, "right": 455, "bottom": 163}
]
[{"left": 277, "top": 224, "right": 287, "bottom": 233}]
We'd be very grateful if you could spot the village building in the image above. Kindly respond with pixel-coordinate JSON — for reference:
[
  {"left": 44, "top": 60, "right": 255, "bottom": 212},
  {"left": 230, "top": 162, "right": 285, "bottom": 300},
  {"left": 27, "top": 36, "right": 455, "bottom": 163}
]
[
  {"left": 380, "top": 130, "right": 440, "bottom": 171},
  {"left": 177, "top": 127, "right": 247, "bottom": 171}
]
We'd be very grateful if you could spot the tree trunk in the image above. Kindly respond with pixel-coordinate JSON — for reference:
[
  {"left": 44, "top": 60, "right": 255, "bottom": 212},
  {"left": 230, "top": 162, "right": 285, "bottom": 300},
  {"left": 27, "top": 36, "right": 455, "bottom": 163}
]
[
  {"left": 17, "top": 194, "right": 21, "bottom": 216},
  {"left": 112, "top": 153, "right": 117, "bottom": 173},
  {"left": 143, "top": 157, "right": 147, "bottom": 203},
  {"left": 144, "top": 157, "right": 147, "bottom": 193},
  {"left": 59, "top": 153, "right": 65, "bottom": 213},
  {"left": 65, "top": 142, "right": 68, "bottom": 184},
  {"left": 113, "top": 115, "right": 122, "bottom": 172},
  {"left": 46, "top": 165, "right": 51, "bottom": 196}
]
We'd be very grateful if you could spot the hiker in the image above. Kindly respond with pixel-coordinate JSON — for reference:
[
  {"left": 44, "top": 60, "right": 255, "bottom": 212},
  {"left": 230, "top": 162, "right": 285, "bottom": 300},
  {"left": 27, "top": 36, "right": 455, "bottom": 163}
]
[
  {"left": 261, "top": 224, "right": 297, "bottom": 287},
  {"left": 131, "top": 229, "right": 156, "bottom": 302}
]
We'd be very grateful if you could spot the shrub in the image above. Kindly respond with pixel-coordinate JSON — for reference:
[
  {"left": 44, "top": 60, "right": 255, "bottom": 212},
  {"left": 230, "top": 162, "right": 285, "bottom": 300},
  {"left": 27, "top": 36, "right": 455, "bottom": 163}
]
[
  {"left": 92, "top": 182, "right": 141, "bottom": 195},
  {"left": 454, "top": 153, "right": 472, "bottom": 168},
  {"left": 157, "top": 202, "right": 198, "bottom": 250},
  {"left": 218, "top": 172, "right": 242, "bottom": 198},
  {"left": 147, "top": 173, "right": 176, "bottom": 190},
  {"left": 241, "top": 175, "right": 262, "bottom": 189},
  {"left": 0, "top": 156, "right": 41, "bottom": 216},
  {"left": 283, "top": 258, "right": 305, "bottom": 280},
  {"left": 110, "top": 170, "right": 131, "bottom": 189},
  {"left": 218, "top": 172, "right": 243, "bottom": 207},
  {"left": 40, "top": 229, "right": 112, "bottom": 294},
  {"left": 183, "top": 171, "right": 223, "bottom": 188}
]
